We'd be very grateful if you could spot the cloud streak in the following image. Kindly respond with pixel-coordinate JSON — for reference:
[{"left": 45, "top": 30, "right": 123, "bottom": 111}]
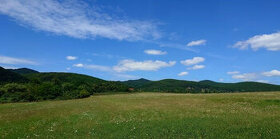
[
  {"left": 73, "top": 63, "right": 111, "bottom": 72},
  {"left": 187, "top": 40, "right": 206, "bottom": 47},
  {"left": 66, "top": 56, "right": 77, "bottom": 60},
  {"left": 178, "top": 71, "right": 188, "bottom": 76},
  {"left": 227, "top": 71, "right": 240, "bottom": 75},
  {"left": 187, "top": 65, "right": 205, "bottom": 70},
  {"left": 74, "top": 58, "right": 176, "bottom": 73},
  {"left": 0, "top": 55, "right": 36, "bottom": 65},
  {"left": 144, "top": 49, "right": 167, "bottom": 55},
  {"left": 232, "top": 73, "right": 257, "bottom": 81},
  {"left": 113, "top": 59, "right": 176, "bottom": 72},
  {"left": 0, "top": 0, "right": 161, "bottom": 41}
]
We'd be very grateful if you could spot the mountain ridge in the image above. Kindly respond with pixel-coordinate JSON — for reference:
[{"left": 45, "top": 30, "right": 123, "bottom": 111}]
[
  {"left": 1, "top": 66, "right": 280, "bottom": 103},
  {"left": 122, "top": 78, "right": 280, "bottom": 93},
  {"left": 8, "top": 68, "right": 39, "bottom": 74}
]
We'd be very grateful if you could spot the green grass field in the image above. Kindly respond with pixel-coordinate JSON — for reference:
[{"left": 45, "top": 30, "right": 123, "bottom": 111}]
[{"left": 1, "top": 92, "right": 280, "bottom": 138}]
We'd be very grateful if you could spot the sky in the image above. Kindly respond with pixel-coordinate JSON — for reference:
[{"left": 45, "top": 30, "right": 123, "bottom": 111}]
[{"left": 0, "top": 0, "right": 280, "bottom": 84}]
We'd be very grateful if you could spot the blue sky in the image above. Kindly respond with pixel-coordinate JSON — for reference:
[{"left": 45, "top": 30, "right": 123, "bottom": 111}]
[{"left": 0, "top": 0, "right": 280, "bottom": 84}]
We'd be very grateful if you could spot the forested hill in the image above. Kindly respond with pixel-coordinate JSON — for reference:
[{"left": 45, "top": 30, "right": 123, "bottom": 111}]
[
  {"left": 0, "top": 67, "right": 129, "bottom": 103},
  {"left": 122, "top": 79, "right": 280, "bottom": 93},
  {"left": 0, "top": 67, "right": 28, "bottom": 83},
  {"left": 122, "top": 78, "right": 151, "bottom": 88},
  {"left": 1, "top": 66, "right": 280, "bottom": 103},
  {"left": 8, "top": 68, "right": 39, "bottom": 74}
]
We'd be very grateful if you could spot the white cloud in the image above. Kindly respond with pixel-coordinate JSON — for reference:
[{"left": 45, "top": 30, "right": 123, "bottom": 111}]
[
  {"left": 1, "top": 65, "right": 18, "bottom": 69},
  {"left": 187, "top": 40, "right": 206, "bottom": 47},
  {"left": 178, "top": 71, "right": 188, "bottom": 76},
  {"left": 256, "top": 80, "right": 269, "bottom": 83},
  {"left": 180, "top": 57, "right": 205, "bottom": 66},
  {"left": 73, "top": 63, "right": 111, "bottom": 71},
  {"left": 0, "top": 0, "right": 161, "bottom": 41},
  {"left": 230, "top": 71, "right": 276, "bottom": 83},
  {"left": 232, "top": 73, "right": 257, "bottom": 81},
  {"left": 0, "top": 55, "right": 36, "bottom": 65},
  {"left": 74, "top": 59, "right": 176, "bottom": 73},
  {"left": 72, "top": 63, "right": 137, "bottom": 80},
  {"left": 227, "top": 71, "right": 240, "bottom": 75},
  {"left": 114, "top": 73, "right": 138, "bottom": 80},
  {"left": 187, "top": 65, "right": 205, "bottom": 70},
  {"left": 66, "top": 56, "right": 77, "bottom": 60},
  {"left": 84, "top": 64, "right": 111, "bottom": 72},
  {"left": 73, "top": 63, "right": 84, "bottom": 67},
  {"left": 113, "top": 59, "right": 176, "bottom": 72},
  {"left": 262, "top": 70, "right": 280, "bottom": 77},
  {"left": 233, "top": 32, "right": 280, "bottom": 51},
  {"left": 66, "top": 67, "right": 71, "bottom": 70},
  {"left": 158, "top": 42, "right": 199, "bottom": 53},
  {"left": 144, "top": 50, "right": 167, "bottom": 55}
]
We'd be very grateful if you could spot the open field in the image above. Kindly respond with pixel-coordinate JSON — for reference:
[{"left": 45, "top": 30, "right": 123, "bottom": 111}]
[{"left": 0, "top": 92, "right": 280, "bottom": 138}]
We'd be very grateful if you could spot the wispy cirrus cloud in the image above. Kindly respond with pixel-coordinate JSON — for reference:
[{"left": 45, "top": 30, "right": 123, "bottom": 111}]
[
  {"left": 144, "top": 49, "right": 167, "bottom": 55},
  {"left": 158, "top": 42, "right": 199, "bottom": 53},
  {"left": 74, "top": 59, "right": 176, "bottom": 73},
  {"left": 187, "top": 39, "right": 206, "bottom": 47},
  {"left": 0, "top": 55, "right": 36, "bottom": 65},
  {"left": 1, "top": 66, "right": 18, "bottom": 69},
  {"left": 0, "top": 0, "right": 161, "bottom": 41},
  {"left": 178, "top": 71, "right": 188, "bottom": 76},
  {"left": 227, "top": 71, "right": 240, "bottom": 75},
  {"left": 73, "top": 63, "right": 138, "bottom": 80},
  {"left": 232, "top": 73, "right": 257, "bottom": 81},
  {"left": 233, "top": 32, "right": 280, "bottom": 51},
  {"left": 113, "top": 73, "right": 138, "bottom": 80},
  {"left": 73, "top": 63, "right": 111, "bottom": 72},
  {"left": 113, "top": 59, "right": 176, "bottom": 72}
]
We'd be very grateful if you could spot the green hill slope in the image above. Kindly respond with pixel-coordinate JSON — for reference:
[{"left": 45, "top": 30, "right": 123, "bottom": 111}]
[
  {"left": 8, "top": 68, "right": 39, "bottom": 74},
  {"left": 0, "top": 67, "right": 28, "bottom": 84},
  {"left": 122, "top": 78, "right": 151, "bottom": 88},
  {"left": 199, "top": 80, "right": 280, "bottom": 92},
  {"left": 24, "top": 72, "right": 129, "bottom": 92},
  {"left": 2, "top": 66, "right": 280, "bottom": 103},
  {"left": 0, "top": 67, "right": 129, "bottom": 103},
  {"left": 124, "top": 79, "right": 280, "bottom": 93}
]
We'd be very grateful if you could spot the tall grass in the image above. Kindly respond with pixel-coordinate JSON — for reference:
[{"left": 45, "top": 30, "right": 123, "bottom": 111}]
[{"left": 0, "top": 92, "right": 280, "bottom": 138}]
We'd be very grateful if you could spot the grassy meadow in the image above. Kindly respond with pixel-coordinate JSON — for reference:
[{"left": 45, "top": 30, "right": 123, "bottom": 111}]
[{"left": 0, "top": 92, "right": 280, "bottom": 138}]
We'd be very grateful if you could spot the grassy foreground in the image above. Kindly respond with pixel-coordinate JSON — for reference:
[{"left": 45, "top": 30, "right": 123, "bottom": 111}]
[{"left": 0, "top": 92, "right": 280, "bottom": 138}]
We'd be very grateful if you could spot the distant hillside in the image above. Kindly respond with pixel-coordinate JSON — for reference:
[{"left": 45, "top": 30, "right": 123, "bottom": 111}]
[
  {"left": 1, "top": 66, "right": 280, "bottom": 103},
  {"left": 198, "top": 80, "right": 280, "bottom": 92},
  {"left": 124, "top": 78, "right": 280, "bottom": 93},
  {"left": 25, "top": 72, "right": 103, "bottom": 84},
  {"left": 0, "top": 67, "right": 129, "bottom": 103},
  {"left": 122, "top": 78, "right": 151, "bottom": 88},
  {"left": 9, "top": 68, "right": 39, "bottom": 74},
  {"left": 24, "top": 72, "right": 129, "bottom": 92},
  {"left": 0, "top": 67, "right": 28, "bottom": 84}
]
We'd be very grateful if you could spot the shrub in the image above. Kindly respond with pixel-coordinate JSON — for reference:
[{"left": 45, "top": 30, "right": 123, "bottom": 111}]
[
  {"left": 79, "top": 89, "right": 91, "bottom": 98},
  {"left": 0, "top": 83, "right": 29, "bottom": 102},
  {"left": 2, "top": 83, "right": 27, "bottom": 93}
]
